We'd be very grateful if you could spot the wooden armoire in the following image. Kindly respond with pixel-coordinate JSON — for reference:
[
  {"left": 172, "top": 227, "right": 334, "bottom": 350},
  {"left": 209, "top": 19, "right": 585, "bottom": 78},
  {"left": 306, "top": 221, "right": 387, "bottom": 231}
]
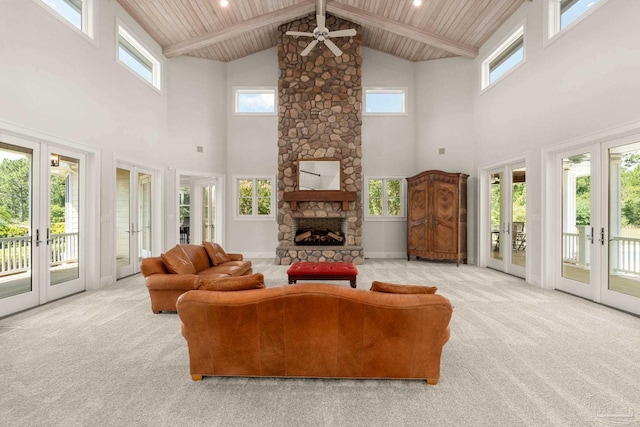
[{"left": 406, "top": 170, "right": 468, "bottom": 265}]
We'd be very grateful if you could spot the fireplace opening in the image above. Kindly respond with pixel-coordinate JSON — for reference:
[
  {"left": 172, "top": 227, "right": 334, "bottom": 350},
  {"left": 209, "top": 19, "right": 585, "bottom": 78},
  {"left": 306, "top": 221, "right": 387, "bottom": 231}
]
[{"left": 293, "top": 218, "right": 346, "bottom": 246}]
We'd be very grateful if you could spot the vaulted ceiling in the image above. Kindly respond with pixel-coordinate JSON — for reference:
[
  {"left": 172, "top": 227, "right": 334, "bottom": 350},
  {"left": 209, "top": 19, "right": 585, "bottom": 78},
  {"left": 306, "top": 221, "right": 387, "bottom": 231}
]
[{"left": 116, "top": 0, "right": 526, "bottom": 63}]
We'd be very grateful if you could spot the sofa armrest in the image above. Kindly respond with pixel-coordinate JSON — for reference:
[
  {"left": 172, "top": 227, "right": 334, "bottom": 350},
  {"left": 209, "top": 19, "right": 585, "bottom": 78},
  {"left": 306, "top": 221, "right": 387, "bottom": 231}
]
[
  {"left": 227, "top": 253, "right": 243, "bottom": 261},
  {"left": 140, "top": 257, "right": 168, "bottom": 277},
  {"left": 145, "top": 274, "right": 200, "bottom": 291}
]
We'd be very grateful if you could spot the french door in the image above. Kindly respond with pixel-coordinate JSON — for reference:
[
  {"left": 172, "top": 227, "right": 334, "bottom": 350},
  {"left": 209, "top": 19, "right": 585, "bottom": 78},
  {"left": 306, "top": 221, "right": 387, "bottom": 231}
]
[
  {"left": 487, "top": 163, "right": 527, "bottom": 278},
  {"left": 0, "top": 140, "right": 85, "bottom": 317},
  {"left": 115, "top": 164, "right": 154, "bottom": 279},
  {"left": 555, "top": 139, "right": 640, "bottom": 315},
  {"left": 178, "top": 175, "right": 222, "bottom": 246}
]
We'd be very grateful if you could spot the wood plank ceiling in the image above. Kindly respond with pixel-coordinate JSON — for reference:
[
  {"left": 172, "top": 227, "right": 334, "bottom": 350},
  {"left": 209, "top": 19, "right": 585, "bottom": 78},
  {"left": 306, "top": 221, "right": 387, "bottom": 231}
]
[{"left": 116, "top": 0, "right": 526, "bottom": 62}]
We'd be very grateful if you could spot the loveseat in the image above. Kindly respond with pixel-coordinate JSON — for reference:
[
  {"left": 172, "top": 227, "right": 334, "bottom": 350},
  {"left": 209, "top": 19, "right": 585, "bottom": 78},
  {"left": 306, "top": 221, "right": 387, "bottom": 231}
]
[
  {"left": 140, "top": 243, "right": 252, "bottom": 313},
  {"left": 176, "top": 282, "right": 453, "bottom": 384}
]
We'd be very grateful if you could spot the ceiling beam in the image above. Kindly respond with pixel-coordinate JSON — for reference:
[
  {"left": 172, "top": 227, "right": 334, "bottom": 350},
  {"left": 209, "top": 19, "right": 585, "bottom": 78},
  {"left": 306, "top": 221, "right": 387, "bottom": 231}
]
[
  {"left": 163, "top": 1, "right": 316, "bottom": 58},
  {"left": 326, "top": 3, "right": 478, "bottom": 59}
]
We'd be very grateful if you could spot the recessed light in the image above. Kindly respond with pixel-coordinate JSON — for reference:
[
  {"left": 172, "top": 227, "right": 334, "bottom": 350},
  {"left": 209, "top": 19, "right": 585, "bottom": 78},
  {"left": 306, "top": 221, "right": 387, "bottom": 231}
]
[
  {"left": 219, "top": 0, "right": 229, "bottom": 7},
  {"left": 413, "top": 0, "right": 423, "bottom": 6}
]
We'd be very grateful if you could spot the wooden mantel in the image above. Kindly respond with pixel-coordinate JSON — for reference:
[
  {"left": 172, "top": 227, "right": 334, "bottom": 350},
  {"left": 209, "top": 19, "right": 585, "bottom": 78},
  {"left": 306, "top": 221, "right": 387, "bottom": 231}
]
[{"left": 284, "top": 191, "right": 356, "bottom": 211}]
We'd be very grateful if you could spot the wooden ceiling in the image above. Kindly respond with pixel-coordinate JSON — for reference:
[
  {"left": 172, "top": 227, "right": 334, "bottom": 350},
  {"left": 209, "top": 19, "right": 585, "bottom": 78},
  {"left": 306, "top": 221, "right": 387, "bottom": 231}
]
[{"left": 116, "top": 0, "right": 527, "bottom": 63}]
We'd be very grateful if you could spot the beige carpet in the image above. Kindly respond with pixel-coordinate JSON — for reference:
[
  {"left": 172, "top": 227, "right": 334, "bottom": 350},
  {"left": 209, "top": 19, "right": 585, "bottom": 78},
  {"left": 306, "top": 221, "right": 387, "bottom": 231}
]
[{"left": 1, "top": 259, "right": 638, "bottom": 426}]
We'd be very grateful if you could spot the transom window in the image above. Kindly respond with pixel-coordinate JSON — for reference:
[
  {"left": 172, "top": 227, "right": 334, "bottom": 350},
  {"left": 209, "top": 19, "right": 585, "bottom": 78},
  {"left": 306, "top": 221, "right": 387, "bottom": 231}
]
[
  {"left": 117, "top": 25, "right": 162, "bottom": 90},
  {"left": 481, "top": 25, "right": 525, "bottom": 90},
  {"left": 365, "top": 177, "right": 405, "bottom": 219},
  {"left": 38, "top": 0, "right": 94, "bottom": 37},
  {"left": 364, "top": 88, "right": 406, "bottom": 115},
  {"left": 548, "top": 0, "right": 605, "bottom": 39},
  {"left": 234, "top": 88, "right": 276, "bottom": 114},
  {"left": 236, "top": 177, "right": 274, "bottom": 218}
]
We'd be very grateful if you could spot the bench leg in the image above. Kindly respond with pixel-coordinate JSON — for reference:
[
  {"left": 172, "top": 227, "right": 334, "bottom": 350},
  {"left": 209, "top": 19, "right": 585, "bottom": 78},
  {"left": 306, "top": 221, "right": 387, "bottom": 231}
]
[{"left": 350, "top": 278, "right": 356, "bottom": 288}]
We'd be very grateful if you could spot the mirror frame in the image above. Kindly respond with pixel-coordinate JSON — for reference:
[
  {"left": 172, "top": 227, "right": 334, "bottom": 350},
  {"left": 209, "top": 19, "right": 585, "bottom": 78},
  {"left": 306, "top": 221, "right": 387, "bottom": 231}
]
[{"left": 296, "top": 158, "right": 343, "bottom": 191}]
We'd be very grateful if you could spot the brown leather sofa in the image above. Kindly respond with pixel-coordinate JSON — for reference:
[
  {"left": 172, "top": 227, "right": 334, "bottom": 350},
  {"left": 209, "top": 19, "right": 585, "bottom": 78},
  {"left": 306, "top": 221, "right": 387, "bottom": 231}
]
[
  {"left": 176, "top": 283, "right": 452, "bottom": 384},
  {"left": 140, "top": 243, "right": 252, "bottom": 313}
]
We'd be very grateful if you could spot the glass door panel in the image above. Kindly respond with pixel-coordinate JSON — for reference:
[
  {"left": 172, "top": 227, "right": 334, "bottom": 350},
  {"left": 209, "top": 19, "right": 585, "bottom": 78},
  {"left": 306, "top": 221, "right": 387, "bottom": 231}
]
[
  {"left": 0, "top": 143, "right": 33, "bottom": 301},
  {"left": 202, "top": 184, "right": 215, "bottom": 242},
  {"left": 490, "top": 171, "right": 504, "bottom": 262},
  {"left": 49, "top": 154, "right": 80, "bottom": 286},
  {"left": 607, "top": 144, "right": 640, "bottom": 299},
  {"left": 138, "top": 173, "right": 152, "bottom": 259},
  {"left": 115, "top": 167, "right": 132, "bottom": 277},
  {"left": 561, "top": 153, "right": 592, "bottom": 285},
  {"left": 511, "top": 167, "right": 526, "bottom": 269}
]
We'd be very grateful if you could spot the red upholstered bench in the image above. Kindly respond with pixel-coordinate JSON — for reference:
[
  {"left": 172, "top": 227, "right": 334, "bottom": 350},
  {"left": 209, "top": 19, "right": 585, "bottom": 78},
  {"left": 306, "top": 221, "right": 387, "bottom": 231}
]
[{"left": 287, "top": 261, "right": 358, "bottom": 288}]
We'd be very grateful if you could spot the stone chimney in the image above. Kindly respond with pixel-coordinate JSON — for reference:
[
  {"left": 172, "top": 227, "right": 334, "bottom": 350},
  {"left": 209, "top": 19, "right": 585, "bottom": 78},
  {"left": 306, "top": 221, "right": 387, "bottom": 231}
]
[{"left": 275, "top": 13, "right": 364, "bottom": 264}]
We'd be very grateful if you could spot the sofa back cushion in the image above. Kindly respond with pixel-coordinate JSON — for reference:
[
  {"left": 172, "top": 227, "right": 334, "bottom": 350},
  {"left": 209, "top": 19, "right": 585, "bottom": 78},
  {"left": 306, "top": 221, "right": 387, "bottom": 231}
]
[
  {"left": 370, "top": 281, "right": 437, "bottom": 294},
  {"left": 198, "top": 273, "right": 265, "bottom": 291},
  {"left": 179, "top": 244, "right": 212, "bottom": 273},
  {"left": 161, "top": 245, "right": 196, "bottom": 274},
  {"left": 203, "top": 241, "right": 231, "bottom": 265}
]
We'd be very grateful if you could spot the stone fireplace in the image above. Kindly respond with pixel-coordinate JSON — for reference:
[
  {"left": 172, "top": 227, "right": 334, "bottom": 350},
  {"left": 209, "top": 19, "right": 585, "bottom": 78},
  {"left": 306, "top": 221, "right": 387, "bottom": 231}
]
[{"left": 275, "top": 13, "right": 364, "bottom": 265}]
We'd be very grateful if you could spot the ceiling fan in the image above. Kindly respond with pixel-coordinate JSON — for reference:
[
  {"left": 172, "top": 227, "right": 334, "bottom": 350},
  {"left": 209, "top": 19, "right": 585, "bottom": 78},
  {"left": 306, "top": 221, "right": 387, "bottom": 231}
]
[{"left": 286, "top": 0, "right": 357, "bottom": 57}]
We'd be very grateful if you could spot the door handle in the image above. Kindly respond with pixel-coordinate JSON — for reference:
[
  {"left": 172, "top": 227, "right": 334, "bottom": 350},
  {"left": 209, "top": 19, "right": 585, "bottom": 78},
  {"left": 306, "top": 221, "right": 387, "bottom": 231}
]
[
  {"left": 35, "top": 229, "right": 43, "bottom": 247},
  {"left": 46, "top": 228, "right": 51, "bottom": 245},
  {"left": 588, "top": 227, "right": 594, "bottom": 244},
  {"left": 598, "top": 227, "right": 606, "bottom": 245}
]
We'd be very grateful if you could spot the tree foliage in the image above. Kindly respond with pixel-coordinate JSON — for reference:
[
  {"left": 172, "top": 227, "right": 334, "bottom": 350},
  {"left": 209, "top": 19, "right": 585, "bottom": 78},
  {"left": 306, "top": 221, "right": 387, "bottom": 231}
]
[{"left": 0, "top": 157, "right": 68, "bottom": 237}]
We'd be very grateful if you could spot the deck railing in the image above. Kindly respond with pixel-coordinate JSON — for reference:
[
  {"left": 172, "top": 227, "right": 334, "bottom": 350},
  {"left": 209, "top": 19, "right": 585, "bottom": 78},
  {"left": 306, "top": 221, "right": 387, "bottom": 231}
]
[
  {"left": 563, "top": 231, "right": 640, "bottom": 277},
  {"left": 0, "top": 233, "right": 79, "bottom": 277},
  {"left": 611, "top": 236, "right": 640, "bottom": 275}
]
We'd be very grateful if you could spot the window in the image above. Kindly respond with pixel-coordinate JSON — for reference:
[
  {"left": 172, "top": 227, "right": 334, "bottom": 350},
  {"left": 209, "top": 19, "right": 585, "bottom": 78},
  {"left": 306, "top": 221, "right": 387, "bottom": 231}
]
[
  {"left": 37, "top": 0, "right": 94, "bottom": 37},
  {"left": 364, "top": 88, "right": 406, "bottom": 115},
  {"left": 236, "top": 177, "right": 274, "bottom": 218},
  {"left": 481, "top": 25, "right": 525, "bottom": 90},
  {"left": 117, "top": 24, "right": 162, "bottom": 90},
  {"left": 234, "top": 88, "right": 276, "bottom": 114},
  {"left": 365, "top": 177, "right": 405, "bottom": 219},
  {"left": 547, "top": 0, "right": 604, "bottom": 39}
]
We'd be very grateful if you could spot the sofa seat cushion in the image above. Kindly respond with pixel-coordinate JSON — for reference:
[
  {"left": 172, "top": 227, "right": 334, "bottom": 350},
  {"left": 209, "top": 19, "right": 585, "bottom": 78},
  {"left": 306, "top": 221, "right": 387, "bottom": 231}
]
[
  {"left": 204, "top": 261, "right": 252, "bottom": 277},
  {"left": 370, "top": 281, "right": 437, "bottom": 294},
  {"left": 198, "top": 273, "right": 265, "bottom": 291},
  {"left": 195, "top": 269, "right": 232, "bottom": 280},
  {"left": 145, "top": 274, "right": 200, "bottom": 291}
]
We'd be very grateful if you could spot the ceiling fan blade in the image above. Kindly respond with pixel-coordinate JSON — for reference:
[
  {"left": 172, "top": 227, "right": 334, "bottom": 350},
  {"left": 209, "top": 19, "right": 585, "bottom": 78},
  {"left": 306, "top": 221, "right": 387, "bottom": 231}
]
[
  {"left": 324, "top": 39, "right": 343, "bottom": 57},
  {"left": 328, "top": 29, "right": 356, "bottom": 38},
  {"left": 286, "top": 31, "right": 314, "bottom": 37},
  {"left": 317, "top": 13, "right": 325, "bottom": 31},
  {"left": 301, "top": 39, "right": 319, "bottom": 56}
]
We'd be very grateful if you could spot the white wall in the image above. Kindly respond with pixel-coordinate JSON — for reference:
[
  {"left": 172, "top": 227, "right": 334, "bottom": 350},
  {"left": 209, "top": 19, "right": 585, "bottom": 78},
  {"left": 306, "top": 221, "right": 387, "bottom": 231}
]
[
  {"left": 471, "top": 0, "right": 640, "bottom": 284},
  {"left": 360, "top": 48, "right": 416, "bottom": 258},
  {"left": 224, "top": 49, "right": 279, "bottom": 257},
  {"left": 165, "top": 56, "right": 227, "bottom": 249},
  {"left": 414, "top": 56, "right": 476, "bottom": 262}
]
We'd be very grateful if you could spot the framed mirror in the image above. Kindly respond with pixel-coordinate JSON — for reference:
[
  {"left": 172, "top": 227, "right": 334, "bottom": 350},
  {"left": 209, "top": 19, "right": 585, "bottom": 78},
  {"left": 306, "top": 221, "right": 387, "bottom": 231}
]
[{"left": 297, "top": 158, "right": 342, "bottom": 191}]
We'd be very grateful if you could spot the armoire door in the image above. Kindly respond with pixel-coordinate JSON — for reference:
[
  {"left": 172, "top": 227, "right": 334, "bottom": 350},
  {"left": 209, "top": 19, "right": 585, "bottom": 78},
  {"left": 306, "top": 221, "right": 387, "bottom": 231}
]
[
  {"left": 408, "top": 180, "right": 428, "bottom": 254},
  {"left": 430, "top": 179, "right": 458, "bottom": 255}
]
